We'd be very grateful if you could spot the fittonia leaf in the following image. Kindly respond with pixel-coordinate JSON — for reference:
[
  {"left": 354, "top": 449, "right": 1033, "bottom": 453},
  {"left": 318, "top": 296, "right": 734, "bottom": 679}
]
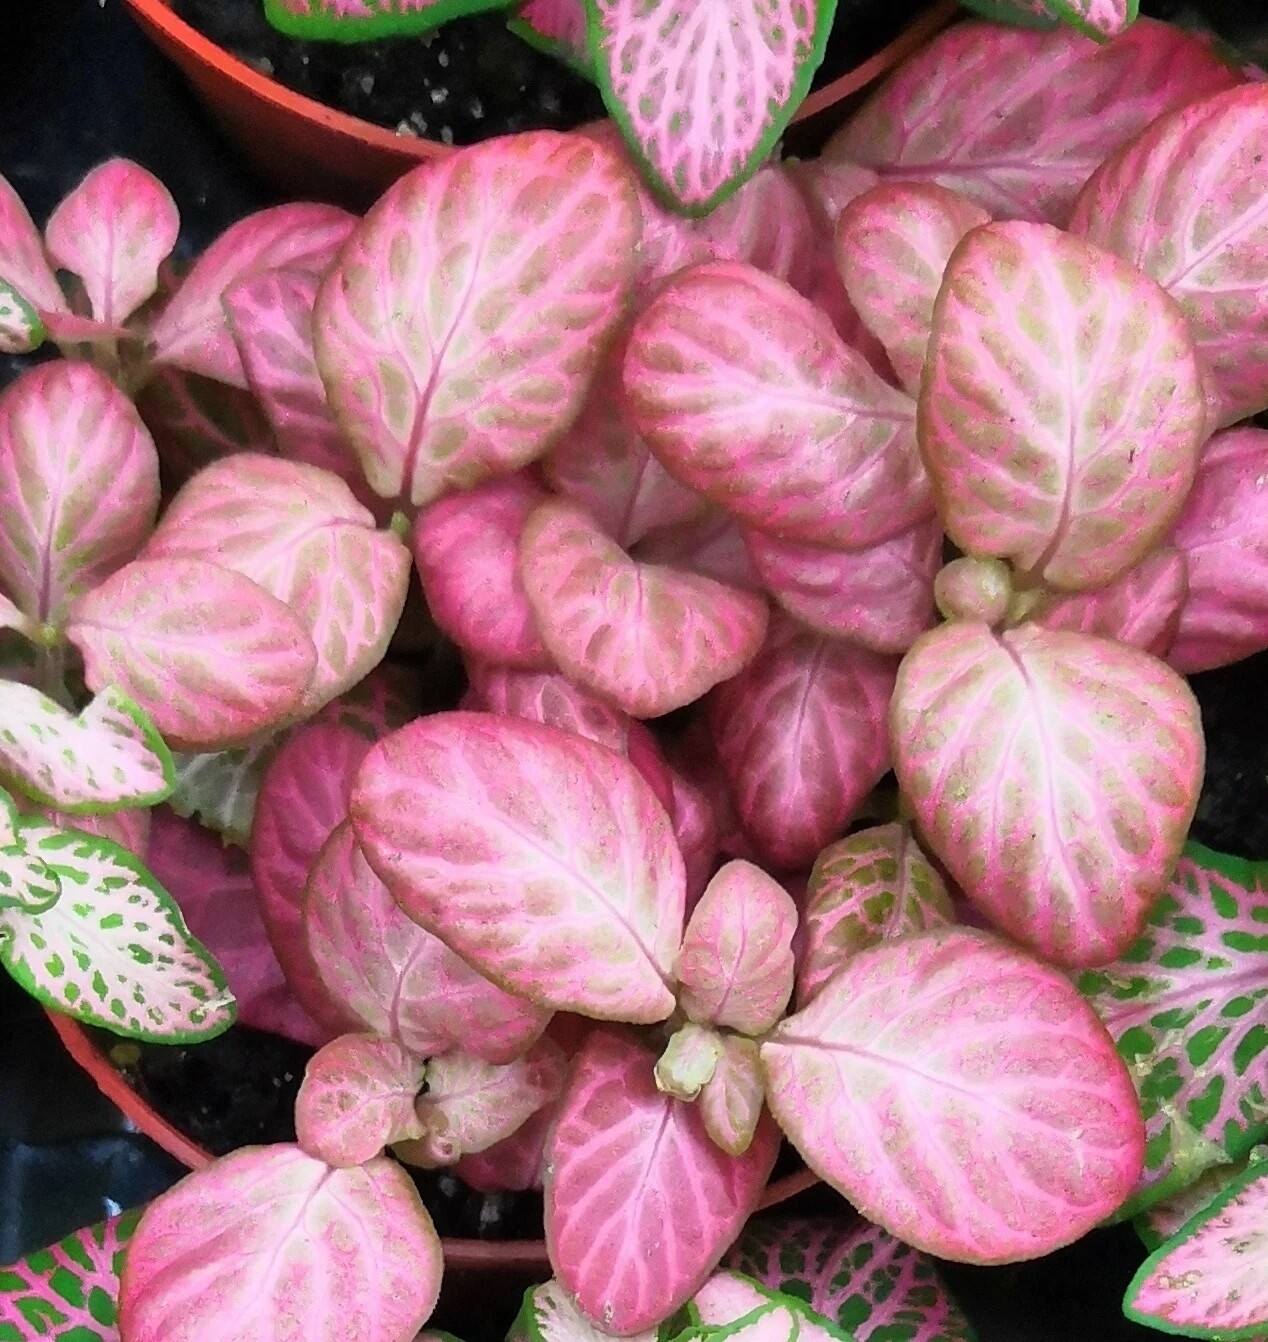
[
  {"left": 509, "top": 0, "right": 594, "bottom": 77},
  {"left": 1137, "top": 1148, "right": 1268, "bottom": 1252},
  {"left": 0, "top": 280, "right": 45, "bottom": 356},
  {"left": 1124, "top": 1159, "right": 1268, "bottom": 1339},
  {"left": 167, "top": 739, "right": 278, "bottom": 848},
  {"left": 0, "top": 833, "right": 60, "bottom": 918},
  {"left": 0, "top": 172, "right": 69, "bottom": 344},
  {"left": 0, "top": 821, "right": 235, "bottom": 1042},
  {"left": 264, "top": 0, "right": 503, "bottom": 38},
  {"left": 1077, "top": 844, "right": 1268, "bottom": 1217},
  {"left": 508, "top": 1279, "right": 658, "bottom": 1342},
  {"left": 689, "top": 1270, "right": 855, "bottom": 1342},
  {"left": 699, "top": 1034, "right": 764, "bottom": 1157}
]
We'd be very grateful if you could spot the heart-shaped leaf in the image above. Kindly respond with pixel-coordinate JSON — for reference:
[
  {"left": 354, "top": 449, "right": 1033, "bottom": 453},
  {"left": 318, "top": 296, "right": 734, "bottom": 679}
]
[
  {"left": 834, "top": 182, "right": 990, "bottom": 397},
  {"left": 510, "top": 0, "right": 593, "bottom": 74},
  {"left": 521, "top": 500, "right": 769, "bottom": 718},
  {"left": 167, "top": 739, "right": 278, "bottom": 848},
  {"left": 0, "top": 820, "right": 235, "bottom": 1041},
  {"left": 144, "top": 454, "right": 409, "bottom": 717},
  {"left": 1070, "top": 85, "right": 1268, "bottom": 429},
  {"left": 826, "top": 19, "right": 1240, "bottom": 225},
  {"left": 624, "top": 263, "right": 929, "bottom": 549},
  {"left": 709, "top": 621, "right": 896, "bottom": 871},
  {"left": 148, "top": 203, "right": 356, "bottom": 387},
  {"left": 676, "top": 860, "right": 796, "bottom": 1036},
  {"left": 44, "top": 160, "right": 179, "bottom": 327},
  {"left": 699, "top": 1035, "right": 764, "bottom": 1157},
  {"left": 294, "top": 1032, "right": 426, "bottom": 1168},
  {"left": 67, "top": 557, "right": 316, "bottom": 751},
  {"left": 314, "top": 133, "right": 638, "bottom": 507},
  {"left": 509, "top": 1279, "right": 658, "bottom": 1342},
  {"left": 762, "top": 926, "right": 1145, "bottom": 1261},
  {"left": 351, "top": 712, "right": 685, "bottom": 1022},
  {"left": 413, "top": 473, "right": 552, "bottom": 668},
  {"left": 1167, "top": 428, "right": 1268, "bottom": 674},
  {"left": 892, "top": 622, "right": 1202, "bottom": 968},
  {"left": 545, "top": 1028, "right": 781, "bottom": 1333},
  {"left": 118, "top": 1145, "right": 442, "bottom": 1342},
  {"left": 745, "top": 518, "right": 941, "bottom": 655},
  {"left": 0, "top": 361, "right": 160, "bottom": 626},
  {"left": 1077, "top": 844, "right": 1268, "bottom": 1218},
  {"left": 921, "top": 221, "right": 1205, "bottom": 591},
  {"left": 634, "top": 508, "right": 762, "bottom": 591},
  {"left": 1124, "top": 1159, "right": 1268, "bottom": 1339},
  {"left": 303, "top": 821, "right": 550, "bottom": 1063},
  {"left": 798, "top": 822, "right": 954, "bottom": 1008}
]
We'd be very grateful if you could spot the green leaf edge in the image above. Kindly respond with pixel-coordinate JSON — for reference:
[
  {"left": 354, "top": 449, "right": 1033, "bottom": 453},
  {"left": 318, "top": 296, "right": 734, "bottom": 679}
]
[
  {"left": 262, "top": 0, "right": 513, "bottom": 40},
  {"left": 675, "top": 1273, "right": 861, "bottom": 1342},
  {"left": 0, "top": 279, "right": 47, "bottom": 355},
  {"left": 506, "top": 11, "right": 597, "bottom": 80},
  {"left": 1045, "top": 0, "right": 1139, "bottom": 41},
  {"left": 954, "top": 0, "right": 1061, "bottom": 29}
]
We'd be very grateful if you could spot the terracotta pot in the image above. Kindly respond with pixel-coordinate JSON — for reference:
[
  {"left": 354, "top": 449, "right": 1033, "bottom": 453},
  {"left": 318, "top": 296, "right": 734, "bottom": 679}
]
[{"left": 120, "top": 0, "right": 958, "bottom": 209}]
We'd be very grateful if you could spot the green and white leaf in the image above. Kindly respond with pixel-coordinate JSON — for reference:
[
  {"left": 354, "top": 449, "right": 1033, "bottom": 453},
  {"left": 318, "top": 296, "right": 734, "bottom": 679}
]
[
  {"left": 168, "top": 737, "right": 279, "bottom": 846},
  {"left": 0, "top": 821, "right": 235, "bottom": 1041},
  {"left": 1137, "top": 1146, "right": 1268, "bottom": 1252},
  {"left": 0, "top": 279, "right": 45, "bottom": 355},
  {"left": 684, "top": 1271, "right": 859, "bottom": 1342},
  {"left": 509, "top": 1279, "right": 660, "bottom": 1342},
  {"left": 0, "top": 837, "right": 60, "bottom": 916}
]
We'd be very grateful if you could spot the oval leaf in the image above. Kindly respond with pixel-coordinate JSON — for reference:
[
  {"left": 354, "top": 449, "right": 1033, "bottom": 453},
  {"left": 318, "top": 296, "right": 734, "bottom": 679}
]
[
  {"left": 699, "top": 1034, "right": 765, "bottom": 1157},
  {"left": 350, "top": 712, "right": 684, "bottom": 1023},
  {"left": 762, "top": 927, "right": 1145, "bottom": 1262},
  {"left": 0, "top": 173, "right": 66, "bottom": 322}
]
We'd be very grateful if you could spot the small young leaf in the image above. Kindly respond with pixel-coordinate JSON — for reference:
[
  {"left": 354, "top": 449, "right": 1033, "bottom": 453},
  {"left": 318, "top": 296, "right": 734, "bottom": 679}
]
[
  {"left": 521, "top": 500, "right": 769, "bottom": 718},
  {"left": 167, "top": 739, "right": 278, "bottom": 847},
  {"left": 350, "top": 712, "right": 685, "bottom": 1022},
  {"left": 1050, "top": 0, "right": 1137, "bottom": 39},
  {"left": 314, "top": 133, "right": 638, "bottom": 506},
  {"left": 66, "top": 557, "right": 317, "bottom": 751},
  {"left": 0, "top": 821, "right": 235, "bottom": 1041},
  {"left": 545, "top": 1029, "right": 780, "bottom": 1333},
  {"left": 892, "top": 622, "right": 1202, "bottom": 968},
  {"left": 0, "top": 279, "right": 46, "bottom": 355},
  {"left": 44, "top": 160, "right": 179, "bottom": 327},
  {"left": 655, "top": 1021, "right": 723, "bottom": 1101},
  {"left": 510, "top": 1279, "right": 658, "bottom": 1342},
  {"left": 510, "top": 0, "right": 593, "bottom": 75},
  {"left": 699, "top": 1035, "right": 765, "bottom": 1157},
  {"left": 761, "top": 927, "right": 1145, "bottom": 1262},
  {"left": 118, "top": 1145, "right": 442, "bottom": 1342},
  {"left": 0, "top": 173, "right": 68, "bottom": 324}
]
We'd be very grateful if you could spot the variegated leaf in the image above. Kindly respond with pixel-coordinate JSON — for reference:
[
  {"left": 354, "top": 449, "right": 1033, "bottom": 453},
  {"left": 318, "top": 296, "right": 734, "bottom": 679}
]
[
  {"left": 167, "top": 739, "right": 279, "bottom": 847},
  {"left": 508, "top": 1279, "right": 656, "bottom": 1342},
  {"left": 1137, "top": 1148, "right": 1267, "bottom": 1251},
  {"left": 0, "top": 172, "right": 68, "bottom": 330},
  {"left": 691, "top": 1270, "right": 856, "bottom": 1342},
  {"left": 0, "top": 279, "right": 45, "bottom": 356}
]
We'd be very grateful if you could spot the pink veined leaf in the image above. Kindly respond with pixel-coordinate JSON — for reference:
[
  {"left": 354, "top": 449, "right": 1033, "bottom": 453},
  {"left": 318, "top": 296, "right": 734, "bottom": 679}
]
[
  {"left": 545, "top": 1028, "right": 781, "bottom": 1333},
  {"left": 251, "top": 720, "right": 378, "bottom": 1035},
  {"left": 0, "top": 360, "right": 160, "bottom": 626},
  {"left": 586, "top": 0, "right": 832, "bottom": 214},
  {"left": 667, "top": 767, "right": 720, "bottom": 909},
  {"left": 788, "top": 158, "right": 881, "bottom": 235},
  {"left": 676, "top": 860, "right": 797, "bottom": 1036},
  {"left": 314, "top": 133, "right": 639, "bottom": 507},
  {"left": 798, "top": 822, "right": 954, "bottom": 1008},
  {"left": 1124, "top": 1161, "right": 1268, "bottom": 1338},
  {"left": 521, "top": 500, "right": 770, "bottom": 718},
  {"left": 294, "top": 1033, "right": 427, "bottom": 1168},
  {"left": 118, "top": 1145, "right": 443, "bottom": 1342},
  {"left": 1033, "top": 548, "right": 1189, "bottom": 658},
  {"left": 66, "top": 557, "right": 317, "bottom": 752},
  {"left": 762, "top": 926, "right": 1145, "bottom": 1262},
  {"left": 142, "top": 454, "right": 410, "bottom": 717},
  {"left": 412, "top": 473, "right": 552, "bottom": 669},
  {"left": 457, "top": 1096, "right": 556, "bottom": 1193},
  {"left": 303, "top": 821, "right": 551, "bottom": 1063},
  {"left": 44, "top": 159, "right": 179, "bottom": 327},
  {"left": 744, "top": 517, "right": 942, "bottom": 655},
  {"left": 834, "top": 182, "right": 991, "bottom": 397},
  {"left": 1167, "top": 427, "right": 1268, "bottom": 673},
  {"left": 350, "top": 712, "right": 685, "bottom": 1023},
  {"left": 148, "top": 203, "right": 356, "bottom": 387},
  {"left": 708, "top": 621, "right": 897, "bottom": 871},
  {"left": 148, "top": 807, "right": 327, "bottom": 1048},
  {"left": 890, "top": 621, "right": 1203, "bottom": 968},
  {"left": 0, "top": 173, "right": 68, "bottom": 323},
  {"left": 1070, "top": 85, "right": 1268, "bottom": 429},
  {"left": 624, "top": 263, "right": 930, "bottom": 550},
  {"left": 826, "top": 18, "right": 1241, "bottom": 225},
  {"left": 699, "top": 1034, "right": 765, "bottom": 1157},
  {"left": 921, "top": 221, "right": 1206, "bottom": 592},
  {"left": 511, "top": 0, "right": 591, "bottom": 72},
  {"left": 634, "top": 507, "right": 763, "bottom": 591},
  {"left": 800, "top": 257, "right": 899, "bottom": 383}
]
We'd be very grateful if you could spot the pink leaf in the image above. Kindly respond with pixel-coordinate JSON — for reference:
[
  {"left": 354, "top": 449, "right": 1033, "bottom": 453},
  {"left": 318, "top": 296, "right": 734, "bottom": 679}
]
[
  {"left": 933, "top": 556, "right": 1013, "bottom": 627},
  {"left": 350, "top": 712, "right": 685, "bottom": 1022},
  {"left": 922, "top": 221, "right": 1205, "bottom": 590},
  {"left": 827, "top": 19, "right": 1240, "bottom": 225},
  {"left": 834, "top": 182, "right": 990, "bottom": 396},
  {"left": 66, "top": 558, "right": 316, "bottom": 751},
  {"left": 412, "top": 473, "right": 552, "bottom": 668},
  {"left": 708, "top": 622, "right": 896, "bottom": 870},
  {"left": 36, "top": 799, "right": 152, "bottom": 856},
  {"left": 890, "top": 621, "right": 1203, "bottom": 967},
  {"left": 457, "top": 1098, "right": 555, "bottom": 1192},
  {"left": 148, "top": 203, "right": 356, "bottom": 387},
  {"left": 0, "top": 173, "right": 67, "bottom": 319},
  {"left": 143, "top": 455, "right": 409, "bottom": 716},
  {"left": 294, "top": 1033, "right": 426, "bottom": 1167},
  {"left": 545, "top": 1029, "right": 781, "bottom": 1332},
  {"left": 1070, "top": 85, "right": 1268, "bottom": 429},
  {"left": 634, "top": 507, "right": 762, "bottom": 590},
  {"left": 521, "top": 500, "right": 769, "bottom": 718},
  {"left": 1167, "top": 427, "right": 1268, "bottom": 673},
  {"left": 668, "top": 767, "right": 720, "bottom": 908},
  {"left": 665, "top": 714, "right": 757, "bottom": 862},
  {"left": 0, "top": 361, "right": 159, "bottom": 626},
  {"left": 676, "top": 860, "right": 797, "bottom": 1036},
  {"left": 699, "top": 1035, "right": 765, "bottom": 1157},
  {"left": 624, "top": 264, "right": 930, "bottom": 549},
  {"left": 512, "top": 0, "right": 591, "bottom": 71},
  {"left": 762, "top": 927, "right": 1145, "bottom": 1261},
  {"left": 303, "top": 821, "right": 550, "bottom": 1063},
  {"left": 314, "top": 133, "right": 638, "bottom": 506},
  {"left": 118, "top": 1145, "right": 442, "bottom": 1342},
  {"left": 44, "top": 159, "right": 179, "bottom": 327},
  {"left": 744, "top": 517, "right": 941, "bottom": 655},
  {"left": 788, "top": 159, "right": 880, "bottom": 234}
]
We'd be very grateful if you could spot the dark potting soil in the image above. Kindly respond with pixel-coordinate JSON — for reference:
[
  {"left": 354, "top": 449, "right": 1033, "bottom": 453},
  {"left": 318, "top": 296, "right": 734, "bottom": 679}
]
[{"left": 171, "top": 0, "right": 932, "bottom": 148}]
